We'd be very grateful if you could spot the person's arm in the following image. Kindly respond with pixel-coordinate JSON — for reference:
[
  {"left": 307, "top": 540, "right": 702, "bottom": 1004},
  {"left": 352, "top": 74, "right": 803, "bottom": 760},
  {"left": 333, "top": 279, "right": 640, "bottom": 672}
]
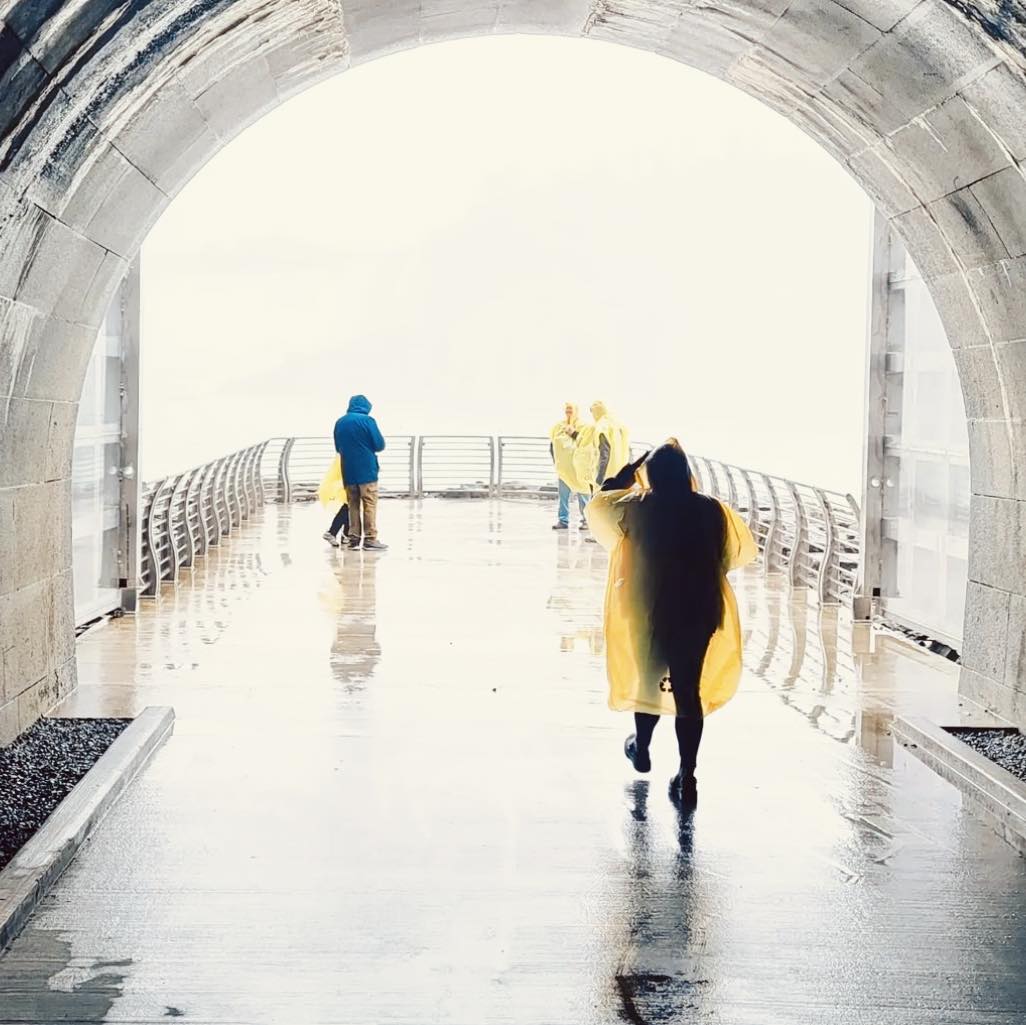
[
  {"left": 369, "top": 418, "right": 386, "bottom": 452},
  {"left": 601, "top": 451, "right": 648, "bottom": 491},
  {"left": 584, "top": 489, "right": 631, "bottom": 550},
  {"left": 596, "top": 435, "right": 610, "bottom": 484}
]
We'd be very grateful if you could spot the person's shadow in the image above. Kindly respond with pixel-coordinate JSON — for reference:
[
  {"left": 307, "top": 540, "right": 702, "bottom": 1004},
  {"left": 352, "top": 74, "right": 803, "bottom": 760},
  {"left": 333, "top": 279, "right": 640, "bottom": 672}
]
[{"left": 609, "top": 781, "right": 709, "bottom": 1024}]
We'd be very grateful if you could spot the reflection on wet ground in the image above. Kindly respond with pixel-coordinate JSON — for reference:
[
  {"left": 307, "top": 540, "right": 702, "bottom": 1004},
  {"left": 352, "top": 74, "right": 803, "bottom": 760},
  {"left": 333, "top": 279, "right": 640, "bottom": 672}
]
[{"left": 1, "top": 500, "right": 1024, "bottom": 1023}]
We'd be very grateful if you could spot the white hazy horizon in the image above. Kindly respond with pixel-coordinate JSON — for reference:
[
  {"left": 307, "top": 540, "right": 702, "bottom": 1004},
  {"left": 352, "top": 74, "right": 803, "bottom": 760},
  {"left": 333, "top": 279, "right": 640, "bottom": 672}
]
[{"left": 140, "top": 35, "right": 873, "bottom": 495}]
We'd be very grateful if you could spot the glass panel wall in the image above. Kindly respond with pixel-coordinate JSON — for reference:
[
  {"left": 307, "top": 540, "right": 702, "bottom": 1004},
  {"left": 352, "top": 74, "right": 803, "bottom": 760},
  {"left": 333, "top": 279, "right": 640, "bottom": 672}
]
[
  {"left": 72, "top": 286, "right": 128, "bottom": 624},
  {"left": 876, "top": 237, "right": 970, "bottom": 645}
]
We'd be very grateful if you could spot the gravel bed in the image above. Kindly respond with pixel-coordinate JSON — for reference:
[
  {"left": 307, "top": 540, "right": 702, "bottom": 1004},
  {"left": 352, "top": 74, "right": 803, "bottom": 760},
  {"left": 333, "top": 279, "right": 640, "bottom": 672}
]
[
  {"left": 946, "top": 727, "right": 1026, "bottom": 783},
  {"left": 0, "top": 717, "right": 130, "bottom": 871}
]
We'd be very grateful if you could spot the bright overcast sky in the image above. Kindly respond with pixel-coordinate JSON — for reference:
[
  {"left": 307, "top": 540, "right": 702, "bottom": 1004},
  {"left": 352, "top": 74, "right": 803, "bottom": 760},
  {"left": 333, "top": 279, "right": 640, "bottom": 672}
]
[{"left": 140, "top": 35, "right": 873, "bottom": 493}]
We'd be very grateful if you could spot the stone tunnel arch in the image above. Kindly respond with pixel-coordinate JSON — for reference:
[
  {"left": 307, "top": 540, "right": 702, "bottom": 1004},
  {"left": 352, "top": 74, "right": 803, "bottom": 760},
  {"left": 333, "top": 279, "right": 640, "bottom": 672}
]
[{"left": 1, "top": 0, "right": 1026, "bottom": 740}]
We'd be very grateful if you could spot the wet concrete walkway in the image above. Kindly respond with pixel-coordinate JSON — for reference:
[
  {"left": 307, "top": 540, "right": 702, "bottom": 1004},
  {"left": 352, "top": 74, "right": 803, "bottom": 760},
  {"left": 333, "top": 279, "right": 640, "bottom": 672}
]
[{"left": 1, "top": 500, "right": 1024, "bottom": 1023}]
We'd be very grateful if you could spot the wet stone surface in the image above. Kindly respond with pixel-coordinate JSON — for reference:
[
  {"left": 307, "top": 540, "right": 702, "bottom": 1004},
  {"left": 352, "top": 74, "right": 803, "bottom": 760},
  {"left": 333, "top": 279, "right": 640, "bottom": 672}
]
[
  {"left": 1, "top": 502, "right": 1024, "bottom": 1023},
  {"left": 0, "top": 717, "right": 129, "bottom": 871},
  {"left": 948, "top": 726, "right": 1026, "bottom": 781}
]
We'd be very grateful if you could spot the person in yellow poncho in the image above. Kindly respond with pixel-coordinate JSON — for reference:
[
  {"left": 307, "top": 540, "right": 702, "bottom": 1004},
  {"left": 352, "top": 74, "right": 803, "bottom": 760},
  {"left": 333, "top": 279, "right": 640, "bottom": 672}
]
[
  {"left": 585, "top": 439, "right": 757, "bottom": 806},
  {"left": 550, "top": 402, "right": 590, "bottom": 530},
  {"left": 318, "top": 453, "right": 350, "bottom": 548},
  {"left": 573, "top": 400, "right": 630, "bottom": 499}
]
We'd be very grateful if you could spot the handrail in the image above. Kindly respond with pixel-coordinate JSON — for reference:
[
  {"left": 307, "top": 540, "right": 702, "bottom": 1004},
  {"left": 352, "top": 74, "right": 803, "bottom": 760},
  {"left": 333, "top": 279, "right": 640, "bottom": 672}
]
[
  {"left": 139, "top": 443, "right": 269, "bottom": 599},
  {"left": 139, "top": 435, "right": 861, "bottom": 607}
]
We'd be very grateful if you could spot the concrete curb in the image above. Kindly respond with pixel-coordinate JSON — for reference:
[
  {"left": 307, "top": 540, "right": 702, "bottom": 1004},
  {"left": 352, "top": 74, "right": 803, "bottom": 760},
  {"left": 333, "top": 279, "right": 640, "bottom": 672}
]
[
  {"left": 894, "top": 715, "right": 1026, "bottom": 857},
  {"left": 0, "top": 706, "right": 175, "bottom": 953}
]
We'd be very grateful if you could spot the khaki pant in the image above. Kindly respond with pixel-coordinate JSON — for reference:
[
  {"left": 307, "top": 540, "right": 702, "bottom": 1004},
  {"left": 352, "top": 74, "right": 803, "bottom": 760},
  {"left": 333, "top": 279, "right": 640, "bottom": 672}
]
[{"left": 345, "top": 482, "right": 379, "bottom": 541}]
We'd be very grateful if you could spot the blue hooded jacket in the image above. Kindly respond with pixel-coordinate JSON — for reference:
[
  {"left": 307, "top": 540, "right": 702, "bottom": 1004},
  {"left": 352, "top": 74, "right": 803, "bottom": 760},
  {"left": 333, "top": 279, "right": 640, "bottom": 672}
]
[{"left": 334, "top": 395, "right": 386, "bottom": 486}]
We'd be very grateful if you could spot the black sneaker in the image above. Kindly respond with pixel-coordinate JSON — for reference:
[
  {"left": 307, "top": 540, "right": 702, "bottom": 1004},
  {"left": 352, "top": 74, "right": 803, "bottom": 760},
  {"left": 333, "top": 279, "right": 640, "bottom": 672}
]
[
  {"left": 624, "top": 734, "right": 651, "bottom": 774},
  {"left": 552, "top": 522, "right": 569, "bottom": 530},
  {"left": 669, "top": 771, "right": 698, "bottom": 808}
]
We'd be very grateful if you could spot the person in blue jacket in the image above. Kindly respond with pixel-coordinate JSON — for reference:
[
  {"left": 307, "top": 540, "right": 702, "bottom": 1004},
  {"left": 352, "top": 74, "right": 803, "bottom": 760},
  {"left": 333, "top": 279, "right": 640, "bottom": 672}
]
[{"left": 334, "top": 395, "right": 388, "bottom": 550}]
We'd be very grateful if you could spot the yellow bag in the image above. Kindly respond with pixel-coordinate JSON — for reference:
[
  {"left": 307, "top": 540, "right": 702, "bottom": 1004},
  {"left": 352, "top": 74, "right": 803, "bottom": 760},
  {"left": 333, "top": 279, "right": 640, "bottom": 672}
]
[{"left": 318, "top": 455, "right": 346, "bottom": 508}]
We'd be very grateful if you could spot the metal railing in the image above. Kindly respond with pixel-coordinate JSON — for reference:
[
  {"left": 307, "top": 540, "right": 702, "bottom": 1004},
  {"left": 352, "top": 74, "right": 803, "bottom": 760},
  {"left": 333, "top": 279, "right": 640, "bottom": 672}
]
[
  {"left": 139, "top": 442, "right": 268, "bottom": 598},
  {"left": 686, "top": 454, "right": 861, "bottom": 605},
  {"left": 139, "top": 435, "right": 860, "bottom": 606}
]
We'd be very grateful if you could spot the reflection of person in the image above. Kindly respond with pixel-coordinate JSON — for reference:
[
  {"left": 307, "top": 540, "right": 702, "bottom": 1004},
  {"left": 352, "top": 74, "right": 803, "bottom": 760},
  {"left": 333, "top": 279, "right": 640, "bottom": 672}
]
[
  {"left": 550, "top": 402, "right": 589, "bottom": 530},
  {"left": 586, "top": 440, "right": 757, "bottom": 805},
  {"left": 334, "top": 394, "right": 387, "bottom": 551},
  {"left": 319, "top": 454, "right": 349, "bottom": 548},
  {"left": 547, "top": 537, "right": 605, "bottom": 654},
  {"left": 573, "top": 400, "right": 630, "bottom": 496},
  {"left": 321, "top": 551, "right": 381, "bottom": 690},
  {"left": 604, "top": 781, "right": 704, "bottom": 1022}
]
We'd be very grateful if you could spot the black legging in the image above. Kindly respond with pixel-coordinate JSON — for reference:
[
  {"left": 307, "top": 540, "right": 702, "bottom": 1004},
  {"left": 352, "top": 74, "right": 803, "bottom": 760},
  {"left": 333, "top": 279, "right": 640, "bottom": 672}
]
[
  {"left": 633, "top": 639, "right": 710, "bottom": 779},
  {"left": 327, "top": 504, "right": 349, "bottom": 538}
]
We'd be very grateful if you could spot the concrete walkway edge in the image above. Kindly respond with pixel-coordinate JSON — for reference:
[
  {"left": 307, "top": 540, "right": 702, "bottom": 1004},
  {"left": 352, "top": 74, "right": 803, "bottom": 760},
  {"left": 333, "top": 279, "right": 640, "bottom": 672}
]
[
  {"left": 0, "top": 706, "right": 175, "bottom": 952},
  {"left": 894, "top": 715, "right": 1026, "bottom": 856}
]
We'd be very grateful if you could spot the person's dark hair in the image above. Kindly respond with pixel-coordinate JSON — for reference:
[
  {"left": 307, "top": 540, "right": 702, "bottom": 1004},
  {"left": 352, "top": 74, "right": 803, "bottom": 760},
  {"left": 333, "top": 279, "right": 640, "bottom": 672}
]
[{"left": 634, "top": 441, "right": 727, "bottom": 664}]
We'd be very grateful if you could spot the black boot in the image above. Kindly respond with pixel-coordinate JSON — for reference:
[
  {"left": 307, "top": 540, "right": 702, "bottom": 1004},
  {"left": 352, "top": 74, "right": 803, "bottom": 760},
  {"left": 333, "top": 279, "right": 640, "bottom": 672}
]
[
  {"left": 669, "top": 770, "right": 698, "bottom": 808},
  {"left": 624, "top": 733, "right": 651, "bottom": 774}
]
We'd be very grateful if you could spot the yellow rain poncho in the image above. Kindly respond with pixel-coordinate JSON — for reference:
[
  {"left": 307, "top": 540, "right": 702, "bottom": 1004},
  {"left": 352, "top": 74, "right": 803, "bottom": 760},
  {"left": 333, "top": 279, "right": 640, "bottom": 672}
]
[
  {"left": 317, "top": 454, "right": 347, "bottom": 507},
  {"left": 586, "top": 486, "right": 757, "bottom": 716},
  {"left": 550, "top": 405, "right": 589, "bottom": 494},
  {"left": 573, "top": 402, "right": 630, "bottom": 494}
]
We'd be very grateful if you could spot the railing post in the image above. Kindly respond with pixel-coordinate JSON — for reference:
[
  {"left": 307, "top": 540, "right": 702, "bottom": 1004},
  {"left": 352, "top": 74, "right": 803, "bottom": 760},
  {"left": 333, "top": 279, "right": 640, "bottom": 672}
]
[
  {"left": 229, "top": 451, "right": 243, "bottom": 527},
  {"left": 214, "top": 458, "right": 229, "bottom": 537},
  {"left": 415, "top": 437, "right": 424, "bottom": 497},
  {"left": 788, "top": 482, "right": 807, "bottom": 588},
  {"left": 166, "top": 476, "right": 182, "bottom": 584},
  {"left": 496, "top": 437, "right": 504, "bottom": 496},
  {"left": 178, "top": 471, "right": 197, "bottom": 569},
  {"left": 689, "top": 455, "right": 705, "bottom": 493},
  {"left": 278, "top": 438, "right": 295, "bottom": 504},
  {"left": 489, "top": 437, "right": 497, "bottom": 496},
  {"left": 722, "top": 462, "right": 739, "bottom": 510},
  {"left": 762, "top": 473, "right": 780, "bottom": 575},
  {"left": 238, "top": 449, "right": 249, "bottom": 519},
  {"left": 237, "top": 450, "right": 252, "bottom": 521},
  {"left": 247, "top": 446, "right": 259, "bottom": 515},
  {"left": 408, "top": 437, "right": 416, "bottom": 497},
  {"left": 739, "top": 469, "right": 759, "bottom": 531},
  {"left": 709, "top": 461, "right": 726, "bottom": 500},
  {"left": 846, "top": 493, "right": 861, "bottom": 607},
  {"left": 224, "top": 453, "right": 236, "bottom": 529},
  {"left": 814, "top": 488, "right": 836, "bottom": 605},
  {"left": 248, "top": 445, "right": 259, "bottom": 512},
  {"left": 189, "top": 467, "right": 203, "bottom": 562},
  {"left": 191, "top": 466, "right": 207, "bottom": 559},
  {"left": 255, "top": 441, "right": 270, "bottom": 505},
  {"left": 200, "top": 462, "right": 217, "bottom": 549},
  {"left": 222, "top": 456, "right": 236, "bottom": 533},
  {"left": 140, "top": 481, "right": 161, "bottom": 598}
]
